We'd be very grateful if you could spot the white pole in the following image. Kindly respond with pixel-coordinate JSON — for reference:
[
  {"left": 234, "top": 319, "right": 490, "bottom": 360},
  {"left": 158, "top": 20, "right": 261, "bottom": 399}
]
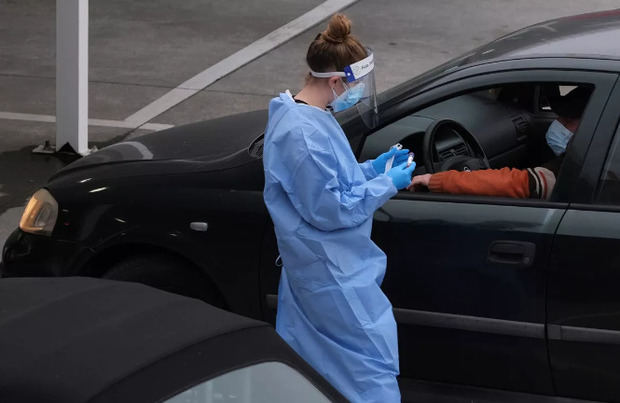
[{"left": 56, "top": 0, "right": 89, "bottom": 155}]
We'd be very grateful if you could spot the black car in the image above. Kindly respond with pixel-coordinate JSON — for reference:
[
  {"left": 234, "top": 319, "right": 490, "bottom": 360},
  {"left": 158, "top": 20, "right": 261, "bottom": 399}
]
[
  {"left": 0, "top": 277, "right": 345, "bottom": 403},
  {"left": 4, "top": 9, "right": 620, "bottom": 402}
]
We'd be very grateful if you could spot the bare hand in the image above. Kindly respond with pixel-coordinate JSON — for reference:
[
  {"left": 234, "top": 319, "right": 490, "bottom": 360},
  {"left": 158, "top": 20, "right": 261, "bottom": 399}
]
[{"left": 407, "top": 174, "right": 432, "bottom": 191}]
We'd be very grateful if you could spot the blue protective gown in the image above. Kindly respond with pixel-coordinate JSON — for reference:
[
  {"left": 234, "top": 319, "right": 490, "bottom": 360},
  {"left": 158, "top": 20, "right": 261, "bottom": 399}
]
[{"left": 263, "top": 93, "right": 400, "bottom": 402}]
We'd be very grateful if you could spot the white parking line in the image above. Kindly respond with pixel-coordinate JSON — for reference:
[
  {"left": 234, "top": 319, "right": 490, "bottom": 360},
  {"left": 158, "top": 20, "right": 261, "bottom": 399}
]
[
  {"left": 125, "top": 0, "right": 359, "bottom": 128},
  {"left": 0, "top": 111, "right": 55, "bottom": 123},
  {"left": 0, "top": 111, "right": 173, "bottom": 131},
  {"left": 0, "top": 0, "right": 358, "bottom": 134}
]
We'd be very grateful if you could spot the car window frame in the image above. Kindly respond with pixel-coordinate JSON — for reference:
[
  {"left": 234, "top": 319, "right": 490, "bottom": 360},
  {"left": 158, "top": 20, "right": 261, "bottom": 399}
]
[
  {"left": 575, "top": 76, "right": 620, "bottom": 208},
  {"left": 361, "top": 68, "right": 618, "bottom": 207},
  {"left": 595, "top": 119, "right": 620, "bottom": 206}
]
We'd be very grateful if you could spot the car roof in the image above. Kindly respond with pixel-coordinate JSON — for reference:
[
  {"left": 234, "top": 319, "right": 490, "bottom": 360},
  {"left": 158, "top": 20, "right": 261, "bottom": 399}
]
[
  {"left": 378, "top": 9, "right": 620, "bottom": 111},
  {"left": 452, "top": 9, "right": 620, "bottom": 68},
  {"left": 0, "top": 278, "right": 344, "bottom": 403}
]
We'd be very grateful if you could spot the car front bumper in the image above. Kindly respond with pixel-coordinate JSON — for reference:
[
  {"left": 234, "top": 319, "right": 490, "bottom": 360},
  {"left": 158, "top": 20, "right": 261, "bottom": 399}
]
[{"left": 1, "top": 229, "right": 89, "bottom": 278}]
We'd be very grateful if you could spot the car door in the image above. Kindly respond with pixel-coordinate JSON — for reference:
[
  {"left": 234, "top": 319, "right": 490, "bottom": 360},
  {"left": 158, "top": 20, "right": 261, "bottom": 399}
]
[
  {"left": 547, "top": 79, "right": 620, "bottom": 403},
  {"left": 365, "top": 70, "right": 616, "bottom": 395}
]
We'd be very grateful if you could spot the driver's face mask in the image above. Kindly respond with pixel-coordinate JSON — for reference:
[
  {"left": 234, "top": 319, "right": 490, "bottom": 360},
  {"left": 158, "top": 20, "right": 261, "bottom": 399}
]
[{"left": 546, "top": 120, "right": 574, "bottom": 156}]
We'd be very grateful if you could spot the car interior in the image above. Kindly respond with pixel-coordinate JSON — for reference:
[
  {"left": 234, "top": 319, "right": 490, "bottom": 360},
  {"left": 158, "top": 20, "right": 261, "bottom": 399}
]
[{"left": 360, "top": 82, "right": 594, "bottom": 197}]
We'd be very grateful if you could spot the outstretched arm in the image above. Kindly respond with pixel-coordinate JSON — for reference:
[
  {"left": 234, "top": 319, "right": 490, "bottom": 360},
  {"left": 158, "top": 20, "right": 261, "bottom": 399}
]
[{"left": 408, "top": 168, "right": 531, "bottom": 198}]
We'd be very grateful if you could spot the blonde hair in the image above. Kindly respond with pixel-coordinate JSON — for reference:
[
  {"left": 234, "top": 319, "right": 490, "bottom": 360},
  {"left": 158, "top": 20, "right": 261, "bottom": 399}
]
[{"left": 306, "top": 13, "right": 367, "bottom": 75}]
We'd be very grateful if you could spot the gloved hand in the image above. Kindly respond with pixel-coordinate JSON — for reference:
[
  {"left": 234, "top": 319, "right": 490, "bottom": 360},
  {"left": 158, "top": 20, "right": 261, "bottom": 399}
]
[
  {"left": 386, "top": 161, "right": 417, "bottom": 190},
  {"left": 371, "top": 147, "right": 410, "bottom": 174}
]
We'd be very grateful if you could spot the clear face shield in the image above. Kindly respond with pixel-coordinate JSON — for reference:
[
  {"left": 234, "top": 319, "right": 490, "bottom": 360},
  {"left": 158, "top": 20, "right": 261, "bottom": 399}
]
[{"left": 310, "top": 50, "right": 378, "bottom": 128}]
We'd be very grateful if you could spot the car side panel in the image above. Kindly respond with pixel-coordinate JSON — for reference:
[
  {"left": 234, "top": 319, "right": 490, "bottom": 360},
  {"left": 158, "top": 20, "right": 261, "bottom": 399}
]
[
  {"left": 84, "top": 179, "right": 268, "bottom": 319},
  {"left": 4, "top": 161, "right": 269, "bottom": 319},
  {"left": 548, "top": 210, "right": 620, "bottom": 402},
  {"left": 376, "top": 196, "right": 560, "bottom": 394}
]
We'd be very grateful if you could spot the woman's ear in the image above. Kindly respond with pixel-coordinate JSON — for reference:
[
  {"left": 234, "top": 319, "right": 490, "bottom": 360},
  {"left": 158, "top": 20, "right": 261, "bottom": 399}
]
[{"left": 328, "top": 76, "right": 341, "bottom": 93}]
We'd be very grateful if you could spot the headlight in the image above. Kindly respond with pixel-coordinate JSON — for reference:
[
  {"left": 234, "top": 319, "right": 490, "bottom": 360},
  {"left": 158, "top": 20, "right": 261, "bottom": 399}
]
[{"left": 19, "top": 188, "right": 59, "bottom": 236}]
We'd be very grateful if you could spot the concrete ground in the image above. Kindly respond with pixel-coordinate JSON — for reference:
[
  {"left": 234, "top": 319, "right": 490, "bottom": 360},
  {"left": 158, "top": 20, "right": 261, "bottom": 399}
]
[{"left": 1, "top": 0, "right": 619, "bottom": 248}]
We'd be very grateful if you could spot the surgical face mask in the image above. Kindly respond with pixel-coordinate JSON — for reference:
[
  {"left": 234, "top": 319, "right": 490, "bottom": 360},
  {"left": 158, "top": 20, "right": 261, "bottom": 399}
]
[
  {"left": 545, "top": 120, "right": 574, "bottom": 156},
  {"left": 330, "top": 81, "right": 365, "bottom": 113}
]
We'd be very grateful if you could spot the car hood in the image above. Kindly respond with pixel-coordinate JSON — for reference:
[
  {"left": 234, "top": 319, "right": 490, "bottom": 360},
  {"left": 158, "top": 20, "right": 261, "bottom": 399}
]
[{"left": 64, "top": 110, "right": 268, "bottom": 170}]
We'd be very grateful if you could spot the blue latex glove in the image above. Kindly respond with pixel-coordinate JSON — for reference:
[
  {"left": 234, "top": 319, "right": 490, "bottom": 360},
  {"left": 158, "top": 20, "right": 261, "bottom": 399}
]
[
  {"left": 371, "top": 147, "right": 410, "bottom": 174},
  {"left": 386, "top": 160, "right": 417, "bottom": 190}
]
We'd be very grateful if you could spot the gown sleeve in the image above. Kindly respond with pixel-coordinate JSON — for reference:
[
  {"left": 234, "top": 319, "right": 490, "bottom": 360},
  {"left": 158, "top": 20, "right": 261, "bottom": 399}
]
[
  {"left": 358, "top": 160, "right": 379, "bottom": 180},
  {"left": 283, "top": 128, "right": 397, "bottom": 231}
]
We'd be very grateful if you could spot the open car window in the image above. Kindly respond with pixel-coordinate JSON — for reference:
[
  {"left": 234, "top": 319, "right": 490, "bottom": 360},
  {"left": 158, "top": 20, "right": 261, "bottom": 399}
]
[
  {"left": 538, "top": 85, "right": 580, "bottom": 111},
  {"left": 361, "top": 81, "right": 594, "bottom": 202}
]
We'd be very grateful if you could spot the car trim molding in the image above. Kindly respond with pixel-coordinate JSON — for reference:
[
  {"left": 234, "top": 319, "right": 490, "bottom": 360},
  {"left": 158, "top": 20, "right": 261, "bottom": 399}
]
[
  {"left": 266, "top": 295, "right": 544, "bottom": 339},
  {"left": 271, "top": 296, "right": 620, "bottom": 343},
  {"left": 556, "top": 209, "right": 620, "bottom": 239},
  {"left": 548, "top": 324, "right": 620, "bottom": 345},
  {"left": 394, "top": 192, "right": 569, "bottom": 209},
  {"left": 393, "top": 308, "right": 545, "bottom": 338}
]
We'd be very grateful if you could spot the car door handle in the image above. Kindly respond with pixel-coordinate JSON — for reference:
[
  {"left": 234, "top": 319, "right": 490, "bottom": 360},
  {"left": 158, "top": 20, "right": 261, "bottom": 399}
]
[{"left": 488, "top": 241, "right": 536, "bottom": 267}]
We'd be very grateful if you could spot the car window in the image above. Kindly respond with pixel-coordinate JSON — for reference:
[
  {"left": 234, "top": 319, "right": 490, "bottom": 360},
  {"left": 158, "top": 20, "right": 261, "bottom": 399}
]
[
  {"left": 363, "top": 83, "right": 549, "bottom": 169},
  {"left": 361, "top": 87, "right": 511, "bottom": 165},
  {"left": 361, "top": 81, "right": 593, "bottom": 201},
  {"left": 597, "top": 123, "right": 620, "bottom": 204},
  {"left": 163, "top": 361, "right": 331, "bottom": 403},
  {"left": 539, "top": 85, "right": 578, "bottom": 111}
]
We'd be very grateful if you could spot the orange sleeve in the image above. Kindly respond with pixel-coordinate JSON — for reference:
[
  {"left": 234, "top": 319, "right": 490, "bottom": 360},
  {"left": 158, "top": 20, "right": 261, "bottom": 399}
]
[{"left": 428, "top": 168, "right": 530, "bottom": 198}]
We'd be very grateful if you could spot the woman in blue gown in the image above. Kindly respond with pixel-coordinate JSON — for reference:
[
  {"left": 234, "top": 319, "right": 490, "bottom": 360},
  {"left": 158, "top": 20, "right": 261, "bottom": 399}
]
[{"left": 262, "top": 13, "right": 416, "bottom": 402}]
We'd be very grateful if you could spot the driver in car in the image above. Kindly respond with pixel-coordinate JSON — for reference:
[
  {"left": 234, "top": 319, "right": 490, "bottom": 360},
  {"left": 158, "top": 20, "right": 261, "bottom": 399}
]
[{"left": 408, "top": 86, "right": 591, "bottom": 199}]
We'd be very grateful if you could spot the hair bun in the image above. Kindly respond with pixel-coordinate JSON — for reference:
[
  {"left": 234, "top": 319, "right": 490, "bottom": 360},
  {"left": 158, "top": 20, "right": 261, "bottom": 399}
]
[{"left": 322, "top": 13, "right": 351, "bottom": 44}]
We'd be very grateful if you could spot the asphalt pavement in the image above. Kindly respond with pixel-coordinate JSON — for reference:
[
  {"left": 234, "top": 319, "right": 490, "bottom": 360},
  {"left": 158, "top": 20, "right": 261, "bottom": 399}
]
[{"left": 1, "top": 0, "right": 619, "bottom": 248}]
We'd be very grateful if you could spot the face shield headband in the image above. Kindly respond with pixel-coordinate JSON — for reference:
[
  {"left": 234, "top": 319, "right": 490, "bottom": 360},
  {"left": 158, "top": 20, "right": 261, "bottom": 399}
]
[
  {"left": 309, "top": 51, "right": 378, "bottom": 128},
  {"left": 309, "top": 51, "right": 374, "bottom": 83}
]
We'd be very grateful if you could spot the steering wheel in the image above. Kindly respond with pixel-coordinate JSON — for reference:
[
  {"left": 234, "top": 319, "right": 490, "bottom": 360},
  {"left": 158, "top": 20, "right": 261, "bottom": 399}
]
[{"left": 423, "top": 119, "right": 490, "bottom": 173}]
